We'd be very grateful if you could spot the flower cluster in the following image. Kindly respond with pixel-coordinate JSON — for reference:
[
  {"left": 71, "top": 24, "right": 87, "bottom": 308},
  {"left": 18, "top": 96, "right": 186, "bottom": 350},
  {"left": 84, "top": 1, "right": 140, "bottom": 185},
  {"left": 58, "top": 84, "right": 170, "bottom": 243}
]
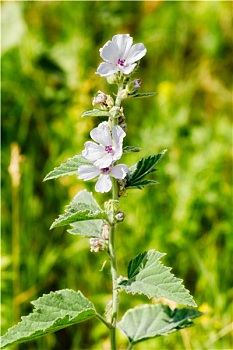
[
  {"left": 78, "top": 122, "right": 128, "bottom": 193},
  {"left": 78, "top": 34, "right": 146, "bottom": 193}
]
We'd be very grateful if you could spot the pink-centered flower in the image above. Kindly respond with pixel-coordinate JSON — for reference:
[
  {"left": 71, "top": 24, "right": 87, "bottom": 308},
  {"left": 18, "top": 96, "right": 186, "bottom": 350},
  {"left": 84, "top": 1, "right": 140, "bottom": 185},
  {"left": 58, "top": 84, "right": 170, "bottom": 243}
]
[
  {"left": 82, "top": 122, "right": 125, "bottom": 168},
  {"left": 78, "top": 164, "right": 129, "bottom": 193},
  {"left": 96, "top": 34, "right": 147, "bottom": 77}
]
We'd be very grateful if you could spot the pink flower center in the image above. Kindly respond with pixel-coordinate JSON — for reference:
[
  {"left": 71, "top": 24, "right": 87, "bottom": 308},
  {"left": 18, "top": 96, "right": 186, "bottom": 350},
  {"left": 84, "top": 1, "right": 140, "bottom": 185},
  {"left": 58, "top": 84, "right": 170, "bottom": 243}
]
[
  {"left": 105, "top": 145, "right": 114, "bottom": 154},
  {"left": 118, "top": 58, "right": 125, "bottom": 67},
  {"left": 101, "top": 167, "right": 110, "bottom": 173}
]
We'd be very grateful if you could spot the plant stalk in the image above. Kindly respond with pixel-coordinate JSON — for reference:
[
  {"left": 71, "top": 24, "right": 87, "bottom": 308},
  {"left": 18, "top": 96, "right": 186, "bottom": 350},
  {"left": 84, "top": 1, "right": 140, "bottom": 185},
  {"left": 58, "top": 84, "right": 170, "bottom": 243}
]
[{"left": 108, "top": 80, "right": 124, "bottom": 349}]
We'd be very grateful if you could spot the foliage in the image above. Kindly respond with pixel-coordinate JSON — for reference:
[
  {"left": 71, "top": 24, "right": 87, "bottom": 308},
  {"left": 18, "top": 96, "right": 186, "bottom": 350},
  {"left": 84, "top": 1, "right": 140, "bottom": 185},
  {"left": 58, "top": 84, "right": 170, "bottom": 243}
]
[{"left": 1, "top": 1, "right": 232, "bottom": 349}]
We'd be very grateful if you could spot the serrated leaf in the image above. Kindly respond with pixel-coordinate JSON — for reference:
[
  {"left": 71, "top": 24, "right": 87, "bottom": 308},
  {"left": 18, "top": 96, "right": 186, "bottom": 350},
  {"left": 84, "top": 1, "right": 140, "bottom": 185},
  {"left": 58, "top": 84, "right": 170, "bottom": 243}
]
[
  {"left": 123, "top": 146, "right": 141, "bottom": 153},
  {"left": 118, "top": 250, "right": 196, "bottom": 307},
  {"left": 126, "top": 179, "right": 158, "bottom": 189},
  {"left": 81, "top": 109, "right": 110, "bottom": 118},
  {"left": 0, "top": 289, "right": 96, "bottom": 349},
  {"left": 118, "top": 304, "right": 202, "bottom": 345},
  {"left": 43, "top": 155, "right": 91, "bottom": 181},
  {"left": 50, "top": 190, "right": 106, "bottom": 229},
  {"left": 128, "top": 92, "right": 157, "bottom": 99},
  {"left": 68, "top": 219, "right": 104, "bottom": 237},
  {"left": 126, "top": 150, "right": 167, "bottom": 188}
]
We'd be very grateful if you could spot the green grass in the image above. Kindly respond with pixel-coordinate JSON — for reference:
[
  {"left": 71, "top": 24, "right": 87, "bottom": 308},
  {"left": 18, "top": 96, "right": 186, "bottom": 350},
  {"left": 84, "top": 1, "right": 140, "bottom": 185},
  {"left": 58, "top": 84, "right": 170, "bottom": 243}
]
[{"left": 1, "top": 1, "right": 232, "bottom": 349}]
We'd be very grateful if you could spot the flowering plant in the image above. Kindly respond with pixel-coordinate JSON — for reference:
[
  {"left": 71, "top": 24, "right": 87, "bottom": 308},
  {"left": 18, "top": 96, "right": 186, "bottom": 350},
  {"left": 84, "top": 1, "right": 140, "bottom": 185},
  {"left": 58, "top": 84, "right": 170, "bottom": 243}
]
[{"left": 1, "top": 34, "right": 202, "bottom": 350}]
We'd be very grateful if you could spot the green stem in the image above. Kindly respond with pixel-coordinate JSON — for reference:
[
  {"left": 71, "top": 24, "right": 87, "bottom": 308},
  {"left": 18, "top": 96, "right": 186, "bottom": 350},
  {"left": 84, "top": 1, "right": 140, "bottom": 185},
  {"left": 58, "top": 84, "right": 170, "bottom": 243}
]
[{"left": 108, "top": 80, "right": 124, "bottom": 350}]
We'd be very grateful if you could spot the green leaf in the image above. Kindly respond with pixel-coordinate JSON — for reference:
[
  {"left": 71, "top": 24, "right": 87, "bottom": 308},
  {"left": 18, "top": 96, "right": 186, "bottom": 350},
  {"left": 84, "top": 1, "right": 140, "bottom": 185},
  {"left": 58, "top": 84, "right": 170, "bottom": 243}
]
[
  {"left": 126, "top": 150, "right": 167, "bottom": 189},
  {"left": 0, "top": 289, "right": 96, "bottom": 349},
  {"left": 118, "top": 250, "right": 197, "bottom": 307},
  {"left": 126, "top": 179, "right": 158, "bottom": 190},
  {"left": 118, "top": 304, "right": 202, "bottom": 345},
  {"left": 123, "top": 146, "right": 141, "bottom": 153},
  {"left": 81, "top": 109, "right": 110, "bottom": 118},
  {"left": 43, "top": 155, "right": 91, "bottom": 181},
  {"left": 50, "top": 190, "right": 107, "bottom": 229},
  {"left": 68, "top": 219, "right": 104, "bottom": 237},
  {"left": 128, "top": 92, "right": 157, "bottom": 99}
]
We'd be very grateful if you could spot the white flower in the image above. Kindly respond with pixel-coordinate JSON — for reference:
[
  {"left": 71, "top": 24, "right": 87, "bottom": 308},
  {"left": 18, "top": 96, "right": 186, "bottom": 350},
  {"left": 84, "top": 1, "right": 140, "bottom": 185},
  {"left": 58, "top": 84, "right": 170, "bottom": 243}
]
[
  {"left": 96, "top": 34, "right": 147, "bottom": 77},
  {"left": 82, "top": 122, "right": 125, "bottom": 168},
  {"left": 78, "top": 164, "right": 129, "bottom": 193}
]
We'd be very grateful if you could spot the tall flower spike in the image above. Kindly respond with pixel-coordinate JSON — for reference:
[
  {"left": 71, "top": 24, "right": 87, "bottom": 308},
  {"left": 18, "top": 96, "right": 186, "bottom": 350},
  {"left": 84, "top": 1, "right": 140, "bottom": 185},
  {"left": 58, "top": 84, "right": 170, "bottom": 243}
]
[
  {"left": 96, "top": 34, "right": 147, "bottom": 77},
  {"left": 78, "top": 164, "right": 129, "bottom": 193},
  {"left": 82, "top": 122, "right": 126, "bottom": 169}
]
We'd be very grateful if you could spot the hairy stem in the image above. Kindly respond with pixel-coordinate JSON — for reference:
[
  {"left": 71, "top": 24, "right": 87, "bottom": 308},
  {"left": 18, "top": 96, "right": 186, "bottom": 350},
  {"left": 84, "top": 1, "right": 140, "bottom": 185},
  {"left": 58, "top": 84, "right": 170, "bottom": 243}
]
[{"left": 108, "top": 80, "right": 124, "bottom": 349}]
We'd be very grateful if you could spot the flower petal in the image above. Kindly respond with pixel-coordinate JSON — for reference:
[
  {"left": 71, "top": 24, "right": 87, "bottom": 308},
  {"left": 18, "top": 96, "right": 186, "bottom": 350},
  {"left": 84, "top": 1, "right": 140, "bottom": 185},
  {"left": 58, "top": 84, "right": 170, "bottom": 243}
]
[
  {"left": 82, "top": 142, "right": 105, "bottom": 162},
  {"left": 110, "top": 164, "right": 129, "bottom": 179},
  {"left": 78, "top": 165, "right": 101, "bottom": 180},
  {"left": 94, "top": 153, "right": 113, "bottom": 168},
  {"left": 95, "top": 174, "right": 112, "bottom": 193},
  {"left": 100, "top": 40, "right": 118, "bottom": 63},
  {"left": 96, "top": 62, "right": 118, "bottom": 77},
  {"left": 112, "top": 34, "right": 133, "bottom": 59},
  {"left": 126, "top": 43, "right": 147, "bottom": 64},
  {"left": 112, "top": 125, "right": 126, "bottom": 146},
  {"left": 90, "top": 122, "right": 112, "bottom": 146}
]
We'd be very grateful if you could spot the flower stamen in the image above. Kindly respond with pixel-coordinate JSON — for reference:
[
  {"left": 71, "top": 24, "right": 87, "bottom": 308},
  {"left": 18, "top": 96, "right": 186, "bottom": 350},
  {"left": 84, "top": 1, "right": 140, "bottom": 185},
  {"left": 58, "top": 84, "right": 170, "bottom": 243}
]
[
  {"left": 105, "top": 145, "right": 114, "bottom": 154},
  {"left": 118, "top": 58, "right": 125, "bottom": 67}
]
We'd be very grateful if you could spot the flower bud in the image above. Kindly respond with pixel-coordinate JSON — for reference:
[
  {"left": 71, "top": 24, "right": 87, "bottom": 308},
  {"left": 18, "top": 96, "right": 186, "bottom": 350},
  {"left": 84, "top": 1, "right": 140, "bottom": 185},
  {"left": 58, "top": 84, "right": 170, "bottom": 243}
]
[
  {"left": 126, "top": 79, "right": 142, "bottom": 94},
  {"left": 118, "top": 89, "right": 129, "bottom": 99},
  {"left": 115, "top": 212, "right": 125, "bottom": 222},
  {"left": 92, "top": 90, "right": 114, "bottom": 109},
  {"left": 106, "top": 73, "right": 120, "bottom": 85},
  {"left": 109, "top": 106, "right": 124, "bottom": 119},
  {"left": 89, "top": 237, "right": 108, "bottom": 253}
]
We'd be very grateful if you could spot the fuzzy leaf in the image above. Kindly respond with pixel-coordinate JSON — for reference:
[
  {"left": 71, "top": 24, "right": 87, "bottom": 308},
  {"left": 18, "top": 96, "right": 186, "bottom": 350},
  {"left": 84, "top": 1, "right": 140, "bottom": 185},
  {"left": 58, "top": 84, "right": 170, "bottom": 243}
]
[
  {"left": 0, "top": 289, "right": 96, "bottom": 349},
  {"left": 81, "top": 109, "right": 110, "bottom": 118},
  {"left": 50, "top": 190, "right": 106, "bottom": 229},
  {"left": 126, "top": 150, "right": 167, "bottom": 188},
  {"left": 128, "top": 92, "right": 157, "bottom": 99},
  {"left": 43, "top": 155, "right": 91, "bottom": 181},
  {"left": 123, "top": 146, "right": 141, "bottom": 153},
  {"left": 118, "top": 250, "right": 196, "bottom": 307},
  {"left": 118, "top": 304, "right": 202, "bottom": 345},
  {"left": 68, "top": 219, "right": 104, "bottom": 237}
]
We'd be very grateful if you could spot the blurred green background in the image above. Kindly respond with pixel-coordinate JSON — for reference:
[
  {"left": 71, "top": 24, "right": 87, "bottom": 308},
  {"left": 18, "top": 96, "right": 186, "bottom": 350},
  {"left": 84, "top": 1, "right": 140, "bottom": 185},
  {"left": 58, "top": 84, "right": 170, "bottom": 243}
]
[{"left": 1, "top": 1, "right": 232, "bottom": 349}]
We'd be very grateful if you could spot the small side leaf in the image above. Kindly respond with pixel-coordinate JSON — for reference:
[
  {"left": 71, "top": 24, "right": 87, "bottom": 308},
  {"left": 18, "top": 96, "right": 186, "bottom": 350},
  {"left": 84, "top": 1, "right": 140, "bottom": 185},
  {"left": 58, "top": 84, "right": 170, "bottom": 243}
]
[
  {"left": 123, "top": 146, "right": 141, "bottom": 153},
  {"left": 128, "top": 92, "right": 157, "bottom": 99},
  {"left": 118, "top": 304, "right": 202, "bottom": 345},
  {"left": 126, "top": 150, "right": 167, "bottom": 189},
  {"left": 118, "top": 250, "right": 197, "bottom": 307},
  {"left": 50, "top": 190, "right": 107, "bottom": 229},
  {"left": 43, "top": 155, "right": 91, "bottom": 181},
  {"left": 0, "top": 289, "right": 96, "bottom": 349},
  {"left": 81, "top": 109, "right": 110, "bottom": 118},
  {"left": 126, "top": 179, "right": 158, "bottom": 190}
]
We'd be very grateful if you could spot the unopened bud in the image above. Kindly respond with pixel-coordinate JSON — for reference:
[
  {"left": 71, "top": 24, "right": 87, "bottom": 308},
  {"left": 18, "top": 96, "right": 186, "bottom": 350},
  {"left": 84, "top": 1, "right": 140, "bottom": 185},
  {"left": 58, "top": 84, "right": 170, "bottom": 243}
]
[
  {"left": 118, "top": 89, "right": 129, "bottom": 99},
  {"left": 89, "top": 237, "right": 108, "bottom": 253},
  {"left": 92, "top": 90, "right": 114, "bottom": 109},
  {"left": 109, "top": 106, "right": 123, "bottom": 119},
  {"left": 115, "top": 212, "right": 125, "bottom": 222},
  {"left": 126, "top": 79, "right": 142, "bottom": 94},
  {"left": 106, "top": 74, "right": 119, "bottom": 85}
]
